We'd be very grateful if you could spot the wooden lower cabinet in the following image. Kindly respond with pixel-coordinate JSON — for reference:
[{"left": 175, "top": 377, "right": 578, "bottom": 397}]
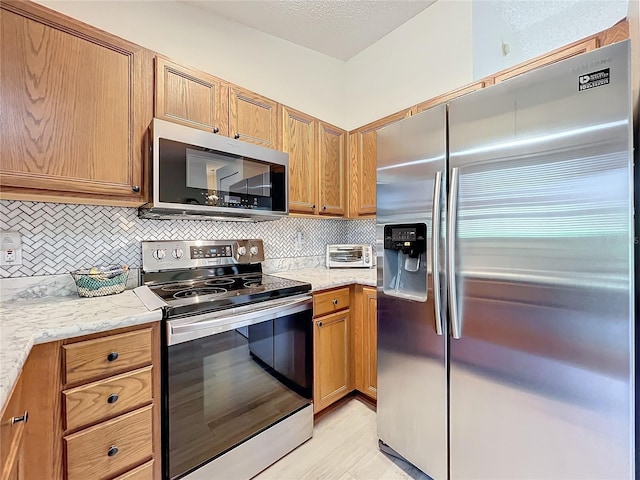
[
  {"left": 0, "top": 322, "right": 160, "bottom": 480},
  {"left": 313, "top": 303, "right": 353, "bottom": 413},
  {"left": 355, "top": 286, "right": 378, "bottom": 400},
  {"left": 313, "top": 285, "right": 378, "bottom": 412},
  {"left": 0, "top": 373, "right": 26, "bottom": 480}
]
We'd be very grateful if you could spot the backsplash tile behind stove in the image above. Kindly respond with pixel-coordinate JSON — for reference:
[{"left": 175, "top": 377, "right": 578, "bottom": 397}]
[{"left": 0, "top": 201, "right": 376, "bottom": 278}]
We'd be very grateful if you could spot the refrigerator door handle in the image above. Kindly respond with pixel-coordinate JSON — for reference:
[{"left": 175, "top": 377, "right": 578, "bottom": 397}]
[
  {"left": 431, "top": 170, "right": 443, "bottom": 336},
  {"left": 448, "top": 167, "right": 462, "bottom": 339}
]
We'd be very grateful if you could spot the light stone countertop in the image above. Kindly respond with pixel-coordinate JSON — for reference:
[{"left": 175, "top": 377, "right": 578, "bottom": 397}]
[
  {"left": 272, "top": 267, "right": 377, "bottom": 291},
  {"left": 0, "top": 267, "right": 375, "bottom": 410},
  {"left": 0, "top": 290, "right": 162, "bottom": 410}
]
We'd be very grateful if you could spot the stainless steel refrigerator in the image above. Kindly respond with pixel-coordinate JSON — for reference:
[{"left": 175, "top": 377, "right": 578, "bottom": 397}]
[{"left": 376, "top": 40, "right": 635, "bottom": 480}]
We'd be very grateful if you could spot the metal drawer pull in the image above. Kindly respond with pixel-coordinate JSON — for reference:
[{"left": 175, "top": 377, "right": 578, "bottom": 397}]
[
  {"left": 332, "top": 299, "right": 338, "bottom": 305},
  {"left": 107, "top": 394, "right": 119, "bottom": 404},
  {"left": 107, "top": 352, "right": 119, "bottom": 362},
  {"left": 11, "top": 411, "right": 28, "bottom": 424},
  {"left": 108, "top": 446, "right": 119, "bottom": 457},
  {"left": 317, "top": 321, "right": 323, "bottom": 327}
]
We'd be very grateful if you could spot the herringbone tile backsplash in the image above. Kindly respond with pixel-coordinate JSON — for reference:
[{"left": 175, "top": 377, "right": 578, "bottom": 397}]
[{"left": 0, "top": 201, "right": 375, "bottom": 278}]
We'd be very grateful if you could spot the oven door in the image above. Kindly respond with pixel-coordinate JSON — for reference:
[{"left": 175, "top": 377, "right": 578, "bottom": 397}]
[
  {"left": 164, "top": 295, "right": 313, "bottom": 480},
  {"left": 152, "top": 118, "right": 288, "bottom": 218}
]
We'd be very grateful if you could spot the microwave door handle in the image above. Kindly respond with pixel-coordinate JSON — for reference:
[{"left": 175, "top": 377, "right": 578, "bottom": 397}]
[
  {"left": 432, "top": 170, "right": 443, "bottom": 336},
  {"left": 169, "top": 296, "right": 313, "bottom": 344}
]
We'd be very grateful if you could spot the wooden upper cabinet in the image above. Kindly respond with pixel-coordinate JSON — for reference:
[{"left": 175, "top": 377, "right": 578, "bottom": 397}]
[
  {"left": 493, "top": 37, "right": 599, "bottom": 84},
  {"left": 413, "top": 81, "right": 485, "bottom": 114},
  {"left": 229, "top": 86, "right": 278, "bottom": 149},
  {"left": 0, "top": 1, "right": 153, "bottom": 205},
  {"left": 280, "top": 106, "right": 317, "bottom": 214},
  {"left": 318, "top": 122, "right": 347, "bottom": 216},
  {"left": 155, "top": 56, "right": 228, "bottom": 135},
  {"left": 350, "top": 109, "right": 412, "bottom": 217}
]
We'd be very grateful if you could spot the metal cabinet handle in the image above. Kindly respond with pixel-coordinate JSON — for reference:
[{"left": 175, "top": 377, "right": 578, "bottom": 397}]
[
  {"left": 234, "top": 133, "right": 240, "bottom": 139},
  {"left": 432, "top": 171, "right": 443, "bottom": 336},
  {"left": 448, "top": 167, "right": 462, "bottom": 339},
  {"left": 332, "top": 299, "right": 338, "bottom": 305},
  {"left": 213, "top": 127, "right": 219, "bottom": 134},
  {"left": 317, "top": 321, "right": 323, "bottom": 327},
  {"left": 311, "top": 204, "right": 316, "bottom": 209},
  {"left": 322, "top": 206, "right": 327, "bottom": 211},
  {"left": 11, "top": 411, "right": 28, "bottom": 425},
  {"left": 107, "top": 446, "right": 119, "bottom": 457},
  {"left": 131, "top": 185, "right": 140, "bottom": 193},
  {"left": 107, "top": 394, "right": 119, "bottom": 404},
  {"left": 107, "top": 352, "right": 119, "bottom": 362}
]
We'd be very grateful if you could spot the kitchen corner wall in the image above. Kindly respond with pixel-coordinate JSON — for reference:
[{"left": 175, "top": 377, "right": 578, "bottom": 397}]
[{"left": 0, "top": 200, "right": 375, "bottom": 278}]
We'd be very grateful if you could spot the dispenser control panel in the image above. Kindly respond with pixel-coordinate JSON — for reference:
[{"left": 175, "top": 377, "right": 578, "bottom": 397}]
[{"left": 384, "top": 224, "right": 427, "bottom": 253}]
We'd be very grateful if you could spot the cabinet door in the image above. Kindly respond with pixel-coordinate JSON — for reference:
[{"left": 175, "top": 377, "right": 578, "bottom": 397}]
[
  {"left": 229, "top": 86, "right": 278, "bottom": 149},
  {"left": 280, "top": 106, "right": 317, "bottom": 214},
  {"left": 318, "top": 122, "right": 347, "bottom": 216},
  {"left": 350, "top": 109, "right": 412, "bottom": 217},
  {"left": 0, "top": 373, "right": 25, "bottom": 480},
  {"left": 155, "top": 56, "right": 228, "bottom": 135},
  {"left": 361, "top": 287, "right": 378, "bottom": 399},
  {"left": 313, "top": 310, "right": 351, "bottom": 413},
  {"left": 493, "top": 37, "right": 598, "bottom": 83},
  {"left": 0, "top": 2, "right": 152, "bottom": 203}
]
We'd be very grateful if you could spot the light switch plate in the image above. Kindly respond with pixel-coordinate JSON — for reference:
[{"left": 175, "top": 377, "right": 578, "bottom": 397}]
[{"left": 0, "top": 231, "right": 22, "bottom": 267}]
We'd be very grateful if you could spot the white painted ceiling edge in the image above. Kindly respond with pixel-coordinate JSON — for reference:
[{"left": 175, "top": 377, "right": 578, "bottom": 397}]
[{"left": 30, "top": 0, "right": 631, "bottom": 132}]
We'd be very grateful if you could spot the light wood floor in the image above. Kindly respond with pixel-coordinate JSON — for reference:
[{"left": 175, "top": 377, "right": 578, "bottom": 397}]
[{"left": 254, "top": 398, "right": 431, "bottom": 480}]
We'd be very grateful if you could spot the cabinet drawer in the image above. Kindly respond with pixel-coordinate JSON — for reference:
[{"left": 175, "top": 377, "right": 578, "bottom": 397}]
[
  {"left": 64, "top": 366, "right": 153, "bottom": 431},
  {"left": 64, "top": 405, "right": 153, "bottom": 480},
  {"left": 112, "top": 460, "right": 154, "bottom": 480},
  {"left": 63, "top": 329, "right": 152, "bottom": 385},
  {"left": 314, "top": 287, "right": 350, "bottom": 317}
]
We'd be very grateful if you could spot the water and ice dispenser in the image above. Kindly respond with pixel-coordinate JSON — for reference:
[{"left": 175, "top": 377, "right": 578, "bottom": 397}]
[{"left": 382, "top": 224, "right": 428, "bottom": 302}]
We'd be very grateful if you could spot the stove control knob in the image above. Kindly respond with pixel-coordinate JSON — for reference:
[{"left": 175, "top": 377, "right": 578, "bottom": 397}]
[
  {"left": 172, "top": 248, "right": 183, "bottom": 259},
  {"left": 152, "top": 249, "right": 166, "bottom": 260},
  {"left": 237, "top": 246, "right": 247, "bottom": 256},
  {"left": 250, "top": 246, "right": 259, "bottom": 256}
]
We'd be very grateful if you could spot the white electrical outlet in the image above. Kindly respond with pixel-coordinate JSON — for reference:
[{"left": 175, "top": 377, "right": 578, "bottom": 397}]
[{"left": 0, "top": 231, "right": 22, "bottom": 267}]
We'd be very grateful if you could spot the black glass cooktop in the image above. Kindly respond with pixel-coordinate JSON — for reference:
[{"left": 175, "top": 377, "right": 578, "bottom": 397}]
[{"left": 149, "top": 273, "right": 311, "bottom": 318}]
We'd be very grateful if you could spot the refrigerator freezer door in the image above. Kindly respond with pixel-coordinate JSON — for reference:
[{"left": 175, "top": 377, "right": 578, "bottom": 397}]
[
  {"left": 448, "top": 41, "right": 634, "bottom": 479},
  {"left": 376, "top": 103, "right": 447, "bottom": 480}
]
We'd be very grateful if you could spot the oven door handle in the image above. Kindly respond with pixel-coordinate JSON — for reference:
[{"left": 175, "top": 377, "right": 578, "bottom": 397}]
[{"left": 168, "top": 295, "right": 313, "bottom": 345}]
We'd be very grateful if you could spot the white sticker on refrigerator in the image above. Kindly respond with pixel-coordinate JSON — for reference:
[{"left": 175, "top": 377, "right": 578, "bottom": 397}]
[{"left": 578, "top": 68, "right": 610, "bottom": 91}]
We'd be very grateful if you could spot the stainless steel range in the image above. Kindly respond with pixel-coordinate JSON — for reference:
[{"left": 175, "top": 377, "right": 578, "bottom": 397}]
[{"left": 140, "top": 239, "right": 313, "bottom": 480}]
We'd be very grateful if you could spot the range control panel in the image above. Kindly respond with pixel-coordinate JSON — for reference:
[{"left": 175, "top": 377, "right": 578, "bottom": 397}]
[
  {"left": 141, "top": 239, "right": 265, "bottom": 272},
  {"left": 190, "top": 245, "right": 232, "bottom": 259}
]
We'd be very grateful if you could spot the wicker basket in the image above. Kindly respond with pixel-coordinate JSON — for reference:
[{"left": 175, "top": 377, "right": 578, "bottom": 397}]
[{"left": 71, "top": 266, "right": 129, "bottom": 298}]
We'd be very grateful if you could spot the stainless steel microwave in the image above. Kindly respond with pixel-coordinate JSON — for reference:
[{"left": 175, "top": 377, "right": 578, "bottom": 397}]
[{"left": 139, "top": 119, "right": 289, "bottom": 221}]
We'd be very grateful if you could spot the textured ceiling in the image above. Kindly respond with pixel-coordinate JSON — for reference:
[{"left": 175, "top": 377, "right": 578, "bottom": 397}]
[{"left": 182, "top": 0, "right": 436, "bottom": 61}]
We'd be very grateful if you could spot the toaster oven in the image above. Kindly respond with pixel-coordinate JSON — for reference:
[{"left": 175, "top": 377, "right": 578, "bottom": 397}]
[{"left": 326, "top": 244, "right": 375, "bottom": 268}]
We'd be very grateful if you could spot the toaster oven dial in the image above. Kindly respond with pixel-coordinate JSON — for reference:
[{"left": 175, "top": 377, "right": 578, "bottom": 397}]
[
  {"left": 152, "top": 249, "right": 166, "bottom": 260},
  {"left": 237, "top": 246, "right": 247, "bottom": 256},
  {"left": 172, "top": 248, "right": 184, "bottom": 259},
  {"left": 250, "top": 246, "right": 259, "bottom": 256}
]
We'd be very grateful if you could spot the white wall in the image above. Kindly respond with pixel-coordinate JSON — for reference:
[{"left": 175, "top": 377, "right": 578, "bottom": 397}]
[
  {"left": 343, "top": 0, "right": 474, "bottom": 130},
  {"left": 472, "top": 0, "right": 629, "bottom": 80},
  {"left": 35, "top": 0, "right": 346, "bottom": 128}
]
